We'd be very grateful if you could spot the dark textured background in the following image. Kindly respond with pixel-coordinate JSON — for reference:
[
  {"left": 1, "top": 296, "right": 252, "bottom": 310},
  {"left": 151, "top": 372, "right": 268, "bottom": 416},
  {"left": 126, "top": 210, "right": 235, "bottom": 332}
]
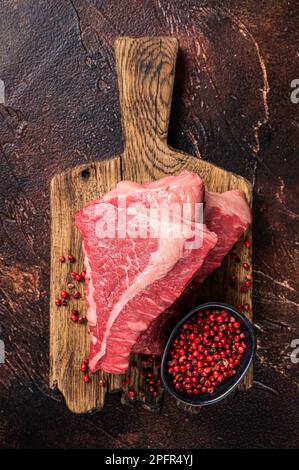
[{"left": 0, "top": 0, "right": 298, "bottom": 449}]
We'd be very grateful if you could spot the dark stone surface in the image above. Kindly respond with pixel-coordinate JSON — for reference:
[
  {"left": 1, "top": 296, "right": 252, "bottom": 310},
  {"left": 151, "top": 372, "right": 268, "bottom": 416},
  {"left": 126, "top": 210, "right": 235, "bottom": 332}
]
[{"left": 0, "top": 0, "right": 298, "bottom": 449}]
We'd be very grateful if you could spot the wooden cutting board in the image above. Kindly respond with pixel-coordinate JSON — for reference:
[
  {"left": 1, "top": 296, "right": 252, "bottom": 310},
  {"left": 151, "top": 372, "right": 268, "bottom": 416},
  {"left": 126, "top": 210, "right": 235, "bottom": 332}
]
[{"left": 50, "top": 37, "right": 253, "bottom": 413}]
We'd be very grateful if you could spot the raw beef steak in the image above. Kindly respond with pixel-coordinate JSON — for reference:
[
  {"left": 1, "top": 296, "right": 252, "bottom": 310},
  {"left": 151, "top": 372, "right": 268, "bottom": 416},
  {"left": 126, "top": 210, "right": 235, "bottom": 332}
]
[
  {"left": 75, "top": 171, "right": 217, "bottom": 373},
  {"left": 133, "top": 189, "right": 252, "bottom": 355}
]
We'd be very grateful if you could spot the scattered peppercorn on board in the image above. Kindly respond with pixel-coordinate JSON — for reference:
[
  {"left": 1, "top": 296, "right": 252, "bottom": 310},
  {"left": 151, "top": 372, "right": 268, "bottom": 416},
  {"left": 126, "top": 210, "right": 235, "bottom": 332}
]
[{"left": 50, "top": 37, "right": 253, "bottom": 413}]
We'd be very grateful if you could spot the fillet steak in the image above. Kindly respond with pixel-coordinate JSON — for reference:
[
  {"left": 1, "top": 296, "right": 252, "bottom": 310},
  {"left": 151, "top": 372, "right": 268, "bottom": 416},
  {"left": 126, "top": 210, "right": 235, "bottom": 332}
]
[
  {"left": 75, "top": 171, "right": 218, "bottom": 374},
  {"left": 133, "top": 189, "right": 252, "bottom": 355}
]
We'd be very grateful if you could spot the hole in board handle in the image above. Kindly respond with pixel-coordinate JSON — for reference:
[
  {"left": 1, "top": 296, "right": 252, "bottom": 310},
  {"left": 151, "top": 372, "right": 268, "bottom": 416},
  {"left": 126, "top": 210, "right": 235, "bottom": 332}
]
[{"left": 81, "top": 168, "right": 90, "bottom": 179}]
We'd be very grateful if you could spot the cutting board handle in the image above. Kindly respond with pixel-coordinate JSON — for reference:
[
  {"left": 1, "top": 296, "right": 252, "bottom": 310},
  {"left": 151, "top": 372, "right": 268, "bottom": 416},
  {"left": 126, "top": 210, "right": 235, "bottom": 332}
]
[{"left": 115, "top": 37, "right": 178, "bottom": 166}]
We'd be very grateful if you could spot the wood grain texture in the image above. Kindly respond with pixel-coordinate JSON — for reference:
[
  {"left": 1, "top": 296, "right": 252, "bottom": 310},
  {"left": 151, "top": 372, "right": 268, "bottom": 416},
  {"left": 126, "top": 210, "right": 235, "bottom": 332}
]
[
  {"left": 50, "top": 158, "right": 122, "bottom": 413},
  {"left": 50, "top": 36, "right": 252, "bottom": 414},
  {"left": 116, "top": 37, "right": 182, "bottom": 180}
]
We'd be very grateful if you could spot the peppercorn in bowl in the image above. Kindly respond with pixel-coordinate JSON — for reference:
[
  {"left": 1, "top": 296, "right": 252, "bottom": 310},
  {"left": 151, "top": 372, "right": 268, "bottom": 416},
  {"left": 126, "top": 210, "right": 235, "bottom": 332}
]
[{"left": 161, "top": 302, "right": 256, "bottom": 406}]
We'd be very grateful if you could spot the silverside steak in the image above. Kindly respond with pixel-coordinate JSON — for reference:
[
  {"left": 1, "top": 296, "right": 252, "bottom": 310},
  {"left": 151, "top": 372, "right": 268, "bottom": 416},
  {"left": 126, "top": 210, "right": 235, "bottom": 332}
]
[
  {"left": 75, "top": 171, "right": 218, "bottom": 374},
  {"left": 133, "top": 189, "right": 252, "bottom": 355}
]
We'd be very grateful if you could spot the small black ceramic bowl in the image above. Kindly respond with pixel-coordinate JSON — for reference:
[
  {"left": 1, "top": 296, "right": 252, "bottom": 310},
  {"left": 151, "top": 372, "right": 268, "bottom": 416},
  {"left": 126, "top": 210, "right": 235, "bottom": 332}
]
[{"left": 161, "top": 302, "right": 256, "bottom": 406}]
